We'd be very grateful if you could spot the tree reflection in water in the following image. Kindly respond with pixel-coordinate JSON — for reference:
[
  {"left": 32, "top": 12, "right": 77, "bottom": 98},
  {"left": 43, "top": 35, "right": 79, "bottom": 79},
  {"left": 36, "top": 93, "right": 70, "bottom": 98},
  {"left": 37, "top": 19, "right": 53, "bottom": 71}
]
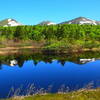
[{"left": 0, "top": 51, "right": 100, "bottom": 69}]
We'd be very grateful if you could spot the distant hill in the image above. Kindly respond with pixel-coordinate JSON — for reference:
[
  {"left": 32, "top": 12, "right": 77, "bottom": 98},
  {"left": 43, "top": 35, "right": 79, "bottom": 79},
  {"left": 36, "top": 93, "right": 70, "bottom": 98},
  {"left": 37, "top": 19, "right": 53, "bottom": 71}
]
[
  {"left": 0, "top": 17, "right": 100, "bottom": 26},
  {"left": 60, "top": 17, "right": 100, "bottom": 25},
  {"left": 38, "top": 21, "right": 56, "bottom": 25},
  {"left": 0, "top": 18, "right": 22, "bottom": 26}
]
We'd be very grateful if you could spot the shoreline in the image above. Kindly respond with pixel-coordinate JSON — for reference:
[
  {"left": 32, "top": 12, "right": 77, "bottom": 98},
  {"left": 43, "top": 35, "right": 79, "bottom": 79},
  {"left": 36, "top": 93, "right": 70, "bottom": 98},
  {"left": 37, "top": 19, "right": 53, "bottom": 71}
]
[
  {"left": 2, "top": 88, "right": 100, "bottom": 100},
  {"left": 0, "top": 46, "right": 100, "bottom": 55}
]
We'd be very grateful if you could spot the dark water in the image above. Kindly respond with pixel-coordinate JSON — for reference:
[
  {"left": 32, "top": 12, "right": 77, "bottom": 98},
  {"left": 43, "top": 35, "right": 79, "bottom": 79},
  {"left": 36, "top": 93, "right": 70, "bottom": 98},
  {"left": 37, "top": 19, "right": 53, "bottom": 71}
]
[{"left": 0, "top": 51, "right": 100, "bottom": 98}]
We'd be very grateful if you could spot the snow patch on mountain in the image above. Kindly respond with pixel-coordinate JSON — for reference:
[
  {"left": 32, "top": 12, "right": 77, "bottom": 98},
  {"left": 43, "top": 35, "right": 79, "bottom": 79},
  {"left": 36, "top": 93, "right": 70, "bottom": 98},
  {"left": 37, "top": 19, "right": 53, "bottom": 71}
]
[
  {"left": 60, "top": 17, "right": 100, "bottom": 25},
  {"left": 38, "top": 21, "right": 56, "bottom": 25},
  {"left": 0, "top": 18, "right": 22, "bottom": 27},
  {"left": 46, "top": 22, "right": 56, "bottom": 25},
  {"left": 79, "top": 21, "right": 97, "bottom": 25},
  {"left": 7, "top": 19, "right": 22, "bottom": 26}
]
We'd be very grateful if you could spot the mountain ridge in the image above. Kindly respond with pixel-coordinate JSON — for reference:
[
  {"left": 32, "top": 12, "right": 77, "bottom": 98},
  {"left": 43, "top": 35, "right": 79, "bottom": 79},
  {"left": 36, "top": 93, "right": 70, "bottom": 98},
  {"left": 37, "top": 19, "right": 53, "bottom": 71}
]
[
  {"left": 38, "top": 21, "right": 56, "bottom": 25},
  {"left": 0, "top": 17, "right": 100, "bottom": 26},
  {"left": 60, "top": 17, "right": 100, "bottom": 25}
]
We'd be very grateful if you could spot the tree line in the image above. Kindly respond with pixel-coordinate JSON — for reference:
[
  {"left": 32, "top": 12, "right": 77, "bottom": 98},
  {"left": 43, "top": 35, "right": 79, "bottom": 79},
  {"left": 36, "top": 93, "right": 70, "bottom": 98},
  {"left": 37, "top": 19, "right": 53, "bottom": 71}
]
[{"left": 0, "top": 24, "right": 100, "bottom": 49}]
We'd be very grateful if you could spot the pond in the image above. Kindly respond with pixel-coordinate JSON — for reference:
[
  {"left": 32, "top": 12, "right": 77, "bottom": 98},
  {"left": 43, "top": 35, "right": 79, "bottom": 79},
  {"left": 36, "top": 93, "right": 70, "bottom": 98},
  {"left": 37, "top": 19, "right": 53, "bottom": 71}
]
[{"left": 0, "top": 51, "right": 100, "bottom": 98}]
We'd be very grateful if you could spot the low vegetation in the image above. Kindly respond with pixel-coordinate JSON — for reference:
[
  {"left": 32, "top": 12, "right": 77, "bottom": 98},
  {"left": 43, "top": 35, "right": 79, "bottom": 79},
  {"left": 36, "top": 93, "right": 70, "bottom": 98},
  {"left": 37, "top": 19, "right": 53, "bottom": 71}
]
[{"left": 3, "top": 88, "right": 100, "bottom": 100}]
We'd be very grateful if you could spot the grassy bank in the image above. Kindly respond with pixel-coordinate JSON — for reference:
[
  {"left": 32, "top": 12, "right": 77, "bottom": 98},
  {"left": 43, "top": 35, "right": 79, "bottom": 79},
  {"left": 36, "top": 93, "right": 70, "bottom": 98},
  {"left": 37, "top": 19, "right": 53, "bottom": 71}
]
[
  {"left": 0, "top": 39, "right": 100, "bottom": 55},
  {"left": 4, "top": 88, "right": 100, "bottom": 100},
  {"left": 0, "top": 45, "right": 100, "bottom": 55}
]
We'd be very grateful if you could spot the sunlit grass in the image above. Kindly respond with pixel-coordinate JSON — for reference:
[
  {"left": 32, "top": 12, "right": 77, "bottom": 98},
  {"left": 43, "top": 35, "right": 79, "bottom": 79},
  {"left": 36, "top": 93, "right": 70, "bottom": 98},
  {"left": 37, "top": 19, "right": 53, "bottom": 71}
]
[{"left": 4, "top": 88, "right": 100, "bottom": 100}]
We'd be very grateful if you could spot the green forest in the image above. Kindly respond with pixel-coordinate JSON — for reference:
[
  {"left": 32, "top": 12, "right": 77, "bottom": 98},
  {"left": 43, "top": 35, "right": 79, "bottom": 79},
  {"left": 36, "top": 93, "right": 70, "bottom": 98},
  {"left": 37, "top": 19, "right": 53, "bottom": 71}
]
[{"left": 0, "top": 24, "right": 100, "bottom": 50}]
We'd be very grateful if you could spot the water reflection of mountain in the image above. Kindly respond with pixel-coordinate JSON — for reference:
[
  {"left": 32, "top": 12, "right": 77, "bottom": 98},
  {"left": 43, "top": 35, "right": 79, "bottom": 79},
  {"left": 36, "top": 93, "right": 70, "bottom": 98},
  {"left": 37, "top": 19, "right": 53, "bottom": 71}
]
[{"left": 0, "top": 51, "right": 100, "bottom": 69}]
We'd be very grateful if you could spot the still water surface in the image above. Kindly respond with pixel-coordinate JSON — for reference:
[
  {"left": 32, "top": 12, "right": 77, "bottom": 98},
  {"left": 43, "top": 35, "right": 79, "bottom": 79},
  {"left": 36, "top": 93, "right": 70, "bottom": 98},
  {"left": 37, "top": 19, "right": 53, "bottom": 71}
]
[{"left": 0, "top": 51, "right": 100, "bottom": 98}]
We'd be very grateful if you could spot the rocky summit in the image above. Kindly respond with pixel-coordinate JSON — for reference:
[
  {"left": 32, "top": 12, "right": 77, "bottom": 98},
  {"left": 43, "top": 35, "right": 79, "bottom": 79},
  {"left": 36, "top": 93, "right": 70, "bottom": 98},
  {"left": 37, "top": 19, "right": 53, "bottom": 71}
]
[
  {"left": 60, "top": 17, "right": 100, "bottom": 25},
  {"left": 0, "top": 18, "right": 22, "bottom": 26}
]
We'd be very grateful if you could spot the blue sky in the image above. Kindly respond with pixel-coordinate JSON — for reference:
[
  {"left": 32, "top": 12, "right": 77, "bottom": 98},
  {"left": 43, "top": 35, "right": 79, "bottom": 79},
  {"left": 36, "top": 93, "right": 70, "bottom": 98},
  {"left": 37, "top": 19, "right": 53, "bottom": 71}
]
[{"left": 0, "top": 0, "right": 100, "bottom": 25}]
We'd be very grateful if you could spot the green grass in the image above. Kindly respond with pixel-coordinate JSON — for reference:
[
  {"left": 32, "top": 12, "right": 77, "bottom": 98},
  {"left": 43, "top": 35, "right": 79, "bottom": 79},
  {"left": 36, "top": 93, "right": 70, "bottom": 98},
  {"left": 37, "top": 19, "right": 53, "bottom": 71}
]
[{"left": 4, "top": 88, "right": 100, "bottom": 100}]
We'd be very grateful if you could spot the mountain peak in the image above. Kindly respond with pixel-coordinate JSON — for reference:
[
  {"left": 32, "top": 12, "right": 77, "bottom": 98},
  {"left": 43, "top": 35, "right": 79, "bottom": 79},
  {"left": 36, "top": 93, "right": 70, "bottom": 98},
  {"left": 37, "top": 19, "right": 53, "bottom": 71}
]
[
  {"left": 73, "top": 17, "right": 93, "bottom": 21},
  {"left": 38, "top": 21, "right": 56, "bottom": 25},
  {"left": 76, "top": 16, "right": 87, "bottom": 19},
  {"left": 74, "top": 17, "right": 88, "bottom": 20},
  {"left": 60, "top": 17, "right": 99, "bottom": 25},
  {"left": 0, "top": 18, "right": 22, "bottom": 27}
]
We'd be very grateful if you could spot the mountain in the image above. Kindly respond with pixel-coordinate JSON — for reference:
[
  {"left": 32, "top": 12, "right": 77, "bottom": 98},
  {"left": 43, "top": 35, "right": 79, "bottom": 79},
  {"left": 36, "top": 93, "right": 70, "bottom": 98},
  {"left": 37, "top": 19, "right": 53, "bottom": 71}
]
[
  {"left": 38, "top": 21, "right": 56, "bottom": 25},
  {"left": 0, "top": 17, "right": 100, "bottom": 26},
  {"left": 0, "top": 18, "right": 22, "bottom": 26},
  {"left": 60, "top": 17, "right": 100, "bottom": 25}
]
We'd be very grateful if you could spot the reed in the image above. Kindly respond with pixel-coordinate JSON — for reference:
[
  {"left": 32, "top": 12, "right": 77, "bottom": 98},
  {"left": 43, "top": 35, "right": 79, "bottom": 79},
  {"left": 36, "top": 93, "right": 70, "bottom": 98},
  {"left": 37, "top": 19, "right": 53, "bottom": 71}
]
[{"left": 1, "top": 81, "right": 100, "bottom": 100}]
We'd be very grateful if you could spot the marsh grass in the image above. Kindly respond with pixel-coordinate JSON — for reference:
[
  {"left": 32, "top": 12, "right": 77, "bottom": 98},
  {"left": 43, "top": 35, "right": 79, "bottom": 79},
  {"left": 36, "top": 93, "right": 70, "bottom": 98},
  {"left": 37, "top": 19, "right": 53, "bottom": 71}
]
[
  {"left": 7, "top": 83, "right": 48, "bottom": 98},
  {"left": 4, "top": 88, "right": 100, "bottom": 100},
  {"left": 1, "top": 81, "right": 98, "bottom": 100}
]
